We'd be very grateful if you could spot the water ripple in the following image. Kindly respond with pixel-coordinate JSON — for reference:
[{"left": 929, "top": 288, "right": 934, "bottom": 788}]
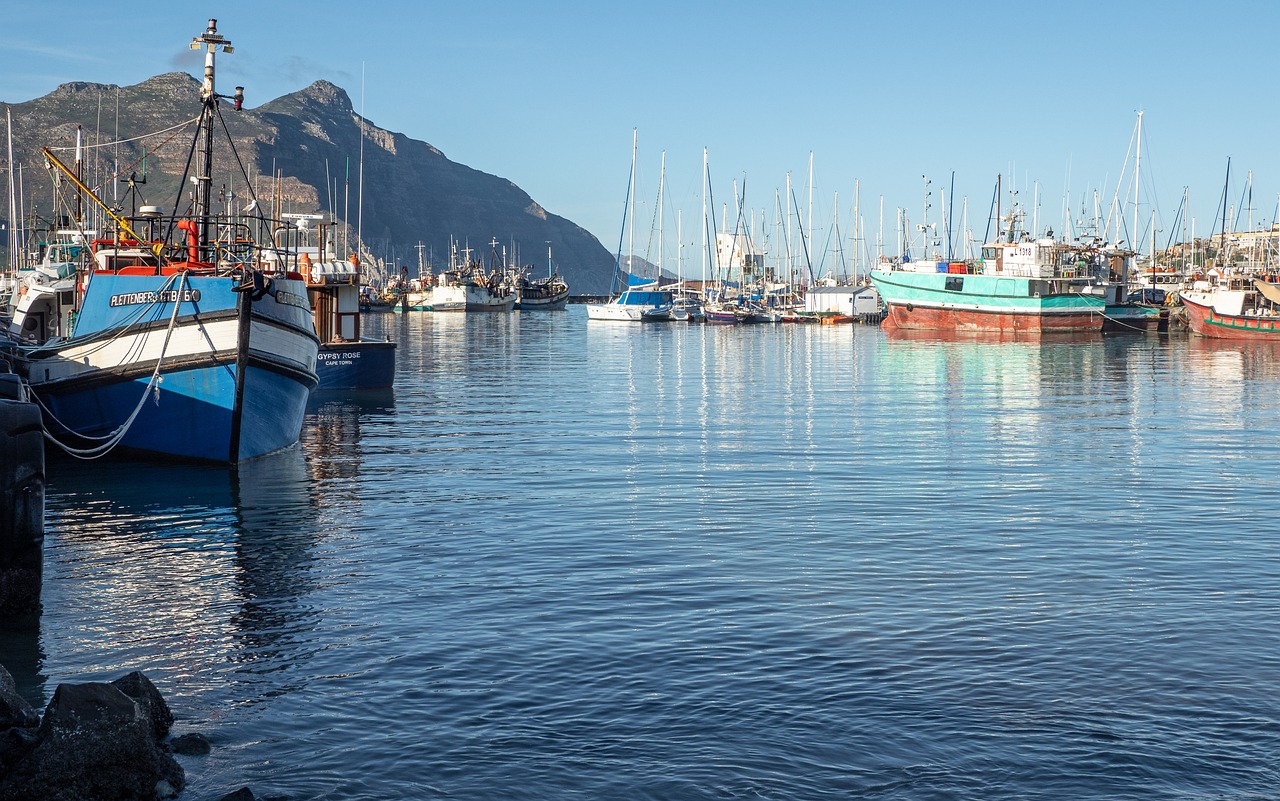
[{"left": 16, "top": 313, "right": 1280, "bottom": 800}]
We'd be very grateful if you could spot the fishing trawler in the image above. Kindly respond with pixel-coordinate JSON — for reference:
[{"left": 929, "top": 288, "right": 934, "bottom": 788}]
[
  {"left": 1180, "top": 272, "right": 1280, "bottom": 339},
  {"left": 7, "top": 20, "right": 319, "bottom": 462},
  {"left": 871, "top": 209, "right": 1109, "bottom": 333}
]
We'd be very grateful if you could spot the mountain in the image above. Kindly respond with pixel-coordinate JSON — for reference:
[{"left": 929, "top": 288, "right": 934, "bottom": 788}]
[{"left": 0, "top": 73, "right": 617, "bottom": 293}]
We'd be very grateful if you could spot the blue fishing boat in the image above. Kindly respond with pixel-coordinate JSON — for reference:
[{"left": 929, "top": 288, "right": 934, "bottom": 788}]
[{"left": 6, "top": 19, "right": 319, "bottom": 463}]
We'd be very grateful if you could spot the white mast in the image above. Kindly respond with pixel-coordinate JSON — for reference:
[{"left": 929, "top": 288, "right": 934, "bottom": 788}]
[
  {"left": 807, "top": 152, "right": 814, "bottom": 274},
  {"left": 832, "top": 191, "right": 839, "bottom": 281},
  {"left": 878, "top": 195, "right": 884, "bottom": 266},
  {"left": 357, "top": 62, "right": 366, "bottom": 266},
  {"left": 785, "top": 171, "right": 793, "bottom": 281},
  {"left": 628, "top": 128, "right": 636, "bottom": 279},
  {"left": 701, "top": 147, "right": 707, "bottom": 293},
  {"left": 677, "top": 209, "right": 682, "bottom": 280},
  {"left": 657, "top": 150, "right": 665, "bottom": 279},
  {"left": 1133, "top": 110, "right": 1143, "bottom": 258},
  {"left": 921, "top": 175, "right": 929, "bottom": 259},
  {"left": 6, "top": 108, "right": 17, "bottom": 273},
  {"left": 853, "top": 179, "right": 860, "bottom": 281}
]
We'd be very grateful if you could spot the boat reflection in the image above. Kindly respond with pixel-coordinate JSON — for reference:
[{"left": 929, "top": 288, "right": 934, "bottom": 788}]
[
  {"left": 18, "top": 445, "right": 325, "bottom": 713},
  {"left": 881, "top": 327, "right": 1101, "bottom": 345}
]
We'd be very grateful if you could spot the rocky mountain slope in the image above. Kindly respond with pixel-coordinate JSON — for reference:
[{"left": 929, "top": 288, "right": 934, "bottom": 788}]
[{"left": 1, "top": 73, "right": 616, "bottom": 293}]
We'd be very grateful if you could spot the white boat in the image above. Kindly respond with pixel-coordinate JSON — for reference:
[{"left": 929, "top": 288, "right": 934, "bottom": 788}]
[
  {"left": 586, "top": 284, "right": 673, "bottom": 321},
  {"left": 585, "top": 130, "right": 673, "bottom": 322}
]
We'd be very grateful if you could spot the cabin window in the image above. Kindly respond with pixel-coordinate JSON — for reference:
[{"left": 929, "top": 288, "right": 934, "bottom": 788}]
[{"left": 945, "top": 276, "right": 964, "bottom": 292}]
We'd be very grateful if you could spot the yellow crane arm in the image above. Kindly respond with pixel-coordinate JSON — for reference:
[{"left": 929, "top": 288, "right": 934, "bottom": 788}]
[{"left": 41, "top": 147, "right": 163, "bottom": 257}]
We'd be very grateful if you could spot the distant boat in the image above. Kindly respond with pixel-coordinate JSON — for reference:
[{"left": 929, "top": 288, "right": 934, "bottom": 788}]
[
  {"left": 701, "top": 301, "right": 740, "bottom": 324},
  {"left": 295, "top": 236, "right": 395, "bottom": 390},
  {"left": 517, "top": 274, "right": 569, "bottom": 310},
  {"left": 515, "top": 242, "right": 569, "bottom": 311},
  {"left": 586, "top": 129, "right": 673, "bottom": 322},
  {"left": 587, "top": 284, "right": 674, "bottom": 321},
  {"left": 8, "top": 19, "right": 318, "bottom": 463},
  {"left": 407, "top": 242, "right": 516, "bottom": 313},
  {"left": 1180, "top": 274, "right": 1280, "bottom": 339}
]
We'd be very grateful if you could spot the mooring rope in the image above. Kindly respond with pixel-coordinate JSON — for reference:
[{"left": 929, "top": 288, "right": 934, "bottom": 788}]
[{"left": 32, "top": 272, "right": 189, "bottom": 459}]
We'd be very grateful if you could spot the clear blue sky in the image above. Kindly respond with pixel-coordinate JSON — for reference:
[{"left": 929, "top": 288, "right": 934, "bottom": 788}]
[{"left": 3, "top": 1, "right": 1277, "bottom": 275}]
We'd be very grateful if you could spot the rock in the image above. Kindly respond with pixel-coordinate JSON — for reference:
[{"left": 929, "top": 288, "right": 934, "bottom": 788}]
[
  {"left": 170, "top": 731, "right": 211, "bottom": 755},
  {"left": 0, "top": 726, "right": 37, "bottom": 774},
  {"left": 0, "top": 664, "right": 38, "bottom": 729},
  {"left": 111, "top": 670, "right": 174, "bottom": 740},
  {"left": 219, "top": 788, "right": 257, "bottom": 801},
  {"left": 0, "top": 680, "right": 184, "bottom": 801}
]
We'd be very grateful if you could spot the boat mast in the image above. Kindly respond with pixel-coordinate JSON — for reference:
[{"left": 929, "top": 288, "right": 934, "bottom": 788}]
[
  {"left": 878, "top": 195, "right": 884, "bottom": 267},
  {"left": 701, "top": 147, "right": 707, "bottom": 295},
  {"left": 1132, "top": 110, "right": 1142, "bottom": 282},
  {"left": 921, "top": 175, "right": 929, "bottom": 259},
  {"left": 785, "top": 171, "right": 793, "bottom": 284},
  {"left": 807, "top": 152, "right": 814, "bottom": 274},
  {"left": 658, "top": 150, "right": 665, "bottom": 280},
  {"left": 190, "top": 19, "right": 233, "bottom": 259},
  {"left": 629, "top": 128, "right": 636, "bottom": 281},
  {"left": 6, "top": 108, "right": 16, "bottom": 275},
  {"left": 677, "top": 210, "right": 682, "bottom": 281},
  {"left": 357, "top": 64, "right": 366, "bottom": 269},
  {"left": 855, "top": 177, "right": 865, "bottom": 280}
]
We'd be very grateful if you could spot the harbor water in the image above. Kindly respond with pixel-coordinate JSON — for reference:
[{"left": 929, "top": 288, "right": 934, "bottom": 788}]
[{"left": 5, "top": 308, "right": 1280, "bottom": 800}]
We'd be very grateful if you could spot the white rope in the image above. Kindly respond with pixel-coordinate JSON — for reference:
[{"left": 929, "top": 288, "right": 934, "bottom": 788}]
[
  {"left": 34, "top": 272, "right": 189, "bottom": 459},
  {"left": 45, "top": 115, "right": 201, "bottom": 152}
]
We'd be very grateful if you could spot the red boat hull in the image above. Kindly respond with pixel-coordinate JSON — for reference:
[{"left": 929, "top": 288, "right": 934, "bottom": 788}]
[
  {"left": 883, "top": 304, "right": 1100, "bottom": 333},
  {"left": 1181, "top": 295, "right": 1280, "bottom": 340}
]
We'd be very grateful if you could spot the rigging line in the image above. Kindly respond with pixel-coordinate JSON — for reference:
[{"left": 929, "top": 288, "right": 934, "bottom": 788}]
[
  {"left": 46, "top": 115, "right": 202, "bottom": 152},
  {"left": 17, "top": 272, "right": 184, "bottom": 357},
  {"left": 86, "top": 116, "right": 202, "bottom": 196},
  {"left": 213, "top": 99, "right": 262, "bottom": 207},
  {"left": 610, "top": 157, "right": 633, "bottom": 295}
]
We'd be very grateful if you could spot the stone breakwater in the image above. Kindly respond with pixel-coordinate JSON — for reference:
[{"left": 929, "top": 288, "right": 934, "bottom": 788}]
[
  {"left": 0, "top": 665, "right": 257, "bottom": 801},
  {"left": 0, "top": 377, "right": 44, "bottom": 616}
]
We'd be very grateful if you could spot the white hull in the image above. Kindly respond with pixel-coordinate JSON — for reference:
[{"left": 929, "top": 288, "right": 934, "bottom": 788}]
[
  {"left": 24, "top": 314, "right": 315, "bottom": 388},
  {"left": 585, "top": 303, "right": 646, "bottom": 321}
]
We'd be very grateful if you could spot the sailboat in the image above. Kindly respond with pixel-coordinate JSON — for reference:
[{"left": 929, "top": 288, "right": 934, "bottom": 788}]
[
  {"left": 6, "top": 19, "right": 319, "bottom": 462},
  {"left": 586, "top": 130, "right": 673, "bottom": 322}
]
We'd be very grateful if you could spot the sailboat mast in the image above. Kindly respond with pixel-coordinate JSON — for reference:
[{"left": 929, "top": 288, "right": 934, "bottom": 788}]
[
  {"left": 6, "top": 109, "right": 16, "bottom": 273},
  {"left": 878, "top": 195, "right": 884, "bottom": 268},
  {"left": 807, "top": 152, "right": 814, "bottom": 273},
  {"left": 701, "top": 147, "right": 707, "bottom": 293},
  {"left": 658, "top": 150, "right": 665, "bottom": 279},
  {"left": 357, "top": 63, "right": 366, "bottom": 265},
  {"left": 629, "top": 128, "right": 636, "bottom": 281},
  {"left": 785, "top": 172, "right": 793, "bottom": 282},
  {"left": 677, "top": 210, "right": 682, "bottom": 280},
  {"left": 1133, "top": 110, "right": 1143, "bottom": 265}
]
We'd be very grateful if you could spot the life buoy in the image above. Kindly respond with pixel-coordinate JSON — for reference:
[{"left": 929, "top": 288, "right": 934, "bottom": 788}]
[{"left": 299, "top": 253, "right": 313, "bottom": 284}]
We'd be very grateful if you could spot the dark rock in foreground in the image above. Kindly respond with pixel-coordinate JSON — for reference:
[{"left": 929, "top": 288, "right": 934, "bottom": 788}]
[{"left": 0, "top": 668, "right": 184, "bottom": 801}]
